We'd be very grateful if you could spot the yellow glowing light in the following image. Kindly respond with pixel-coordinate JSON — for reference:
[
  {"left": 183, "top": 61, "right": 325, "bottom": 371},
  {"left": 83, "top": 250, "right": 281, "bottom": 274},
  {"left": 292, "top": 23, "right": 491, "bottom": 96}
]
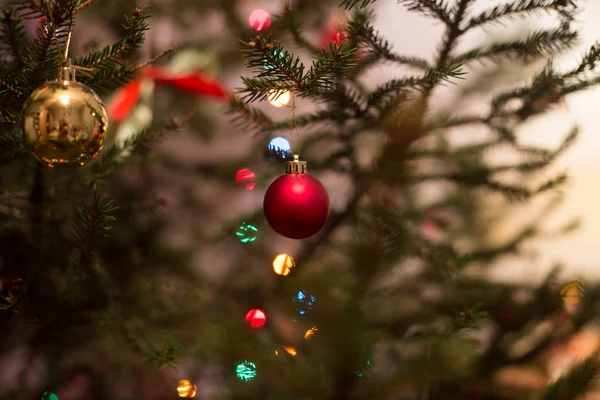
[
  {"left": 304, "top": 326, "right": 318, "bottom": 340},
  {"left": 177, "top": 380, "right": 197, "bottom": 398},
  {"left": 272, "top": 254, "right": 295, "bottom": 276},
  {"left": 267, "top": 90, "right": 291, "bottom": 108},
  {"left": 283, "top": 346, "right": 297, "bottom": 356},
  {"left": 58, "top": 92, "right": 70, "bottom": 106}
]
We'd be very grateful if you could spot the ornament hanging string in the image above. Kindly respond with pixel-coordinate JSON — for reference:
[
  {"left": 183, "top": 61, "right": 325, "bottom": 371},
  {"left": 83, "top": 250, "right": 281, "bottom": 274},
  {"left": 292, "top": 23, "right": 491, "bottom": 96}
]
[
  {"left": 45, "top": 0, "right": 94, "bottom": 76},
  {"left": 290, "top": 91, "right": 300, "bottom": 159}
]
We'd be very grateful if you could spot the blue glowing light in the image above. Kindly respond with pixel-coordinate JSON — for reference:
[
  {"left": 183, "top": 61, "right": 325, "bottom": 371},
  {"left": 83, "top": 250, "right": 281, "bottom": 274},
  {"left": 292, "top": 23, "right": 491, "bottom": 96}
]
[
  {"left": 268, "top": 137, "right": 291, "bottom": 159},
  {"left": 264, "top": 49, "right": 286, "bottom": 71},
  {"left": 293, "top": 290, "right": 316, "bottom": 315}
]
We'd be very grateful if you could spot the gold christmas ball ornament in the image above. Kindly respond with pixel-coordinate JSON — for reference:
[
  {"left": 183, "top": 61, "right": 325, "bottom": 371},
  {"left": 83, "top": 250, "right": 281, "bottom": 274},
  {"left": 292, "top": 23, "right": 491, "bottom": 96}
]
[{"left": 21, "top": 63, "right": 108, "bottom": 167}]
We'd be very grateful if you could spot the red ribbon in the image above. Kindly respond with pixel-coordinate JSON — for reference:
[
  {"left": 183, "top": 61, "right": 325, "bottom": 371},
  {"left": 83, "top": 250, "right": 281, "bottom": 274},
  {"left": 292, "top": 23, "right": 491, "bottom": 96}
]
[{"left": 108, "top": 66, "right": 227, "bottom": 122}]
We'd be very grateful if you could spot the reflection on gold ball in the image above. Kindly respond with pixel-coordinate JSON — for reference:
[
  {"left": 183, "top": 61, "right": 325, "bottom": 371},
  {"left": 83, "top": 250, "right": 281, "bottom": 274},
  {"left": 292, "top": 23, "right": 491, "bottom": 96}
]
[
  {"left": 273, "top": 253, "right": 295, "bottom": 276},
  {"left": 21, "top": 67, "right": 108, "bottom": 168},
  {"left": 177, "top": 380, "right": 197, "bottom": 398}
]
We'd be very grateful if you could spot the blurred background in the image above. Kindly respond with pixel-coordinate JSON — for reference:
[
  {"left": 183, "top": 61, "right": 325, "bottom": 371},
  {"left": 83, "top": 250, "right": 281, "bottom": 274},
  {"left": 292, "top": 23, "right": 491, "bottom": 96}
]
[{"left": 0, "top": 0, "right": 599, "bottom": 398}]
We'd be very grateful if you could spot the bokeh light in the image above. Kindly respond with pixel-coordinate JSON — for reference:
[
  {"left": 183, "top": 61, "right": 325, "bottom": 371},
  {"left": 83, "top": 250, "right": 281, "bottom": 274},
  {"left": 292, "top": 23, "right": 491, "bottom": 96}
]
[
  {"left": 304, "top": 326, "right": 318, "bottom": 339},
  {"left": 267, "top": 89, "right": 291, "bottom": 108},
  {"left": 41, "top": 392, "right": 59, "bottom": 400},
  {"left": 355, "top": 360, "right": 372, "bottom": 378},
  {"left": 272, "top": 254, "right": 295, "bottom": 276},
  {"left": 245, "top": 308, "right": 267, "bottom": 328},
  {"left": 248, "top": 9, "right": 272, "bottom": 32},
  {"left": 236, "top": 361, "right": 257, "bottom": 381},
  {"left": 267, "top": 137, "right": 291, "bottom": 159},
  {"left": 236, "top": 168, "right": 256, "bottom": 190},
  {"left": 177, "top": 380, "right": 197, "bottom": 398},
  {"left": 293, "top": 290, "right": 316, "bottom": 315},
  {"left": 236, "top": 222, "right": 258, "bottom": 243},
  {"left": 275, "top": 345, "right": 297, "bottom": 356},
  {"left": 264, "top": 49, "right": 285, "bottom": 71}
]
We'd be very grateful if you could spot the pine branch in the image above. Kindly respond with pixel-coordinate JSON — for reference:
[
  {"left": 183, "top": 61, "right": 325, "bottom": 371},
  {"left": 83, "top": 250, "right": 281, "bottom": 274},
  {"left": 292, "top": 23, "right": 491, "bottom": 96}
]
[
  {"left": 397, "top": 0, "right": 452, "bottom": 25},
  {"left": 76, "top": 6, "right": 151, "bottom": 71},
  {"left": 0, "top": 8, "right": 27, "bottom": 67},
  {"left": 348, "top": 12, "right": 430, "bottom": 70},
  {"left": 455, "top": 26, "right": 577, "bottom": 63},
  {"left": 466, "top": 0, "right": 576, "bottom": 30},
  {"left": 368, "top": 62, "right": 465, "bottom": 108},
  {"left": 564, "top": 41, "right": 600, "bottom": 78},
  {"left": 226, "top": 95, "right": 276, "bottom": 134},
  {"left": 71, "top": 194, "right": 118, "bottom": 258},
  {"left": 273, "top": 9, "right": 319, "bottom": 53},
  {"left": 538, "top": 353, "right": 600, "bottom": 400},
  {"left": 238, "top": 39, "right": 357, "bottom": 102},
  {"left": 340, "top": 0, "right": 378, "bottom": 9}
]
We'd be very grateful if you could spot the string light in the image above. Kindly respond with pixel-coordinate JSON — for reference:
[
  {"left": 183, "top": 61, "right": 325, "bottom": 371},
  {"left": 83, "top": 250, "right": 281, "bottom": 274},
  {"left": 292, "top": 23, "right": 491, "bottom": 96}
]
[
  {"left": 248, "top": 9, "right": 272, "bottom": 32},
  {"left": 293, "top": 290, "right": 316, "bottom": 315},
  {"left": 272, "top": 254, "right": 294, "bottom": 276},
  {"left": 41, "top": 392, "right": 59, "bottom": 400},
  {"left": 236, "top": 222, "right": 258, "bottom": 243},
  {"left": 236, "top": 168, "right": 256, "bottom": 190},
  {"left": 304, "top": 326, "right": 318, "bottom": 339},
  {"left": 177, "top": 380, "right": 197, "bottom": 398},
  {"left": 267, "top": 136, "right": 291, "bottom": 159},
  {"left": 236, "top": 361, "right": 257, "bottom": 381},
  {"left": 275, "top": 346, "right": 297, "bottom": 356},
  {"left": 267, "top": 90, "right": 291, "bottom": 108},
  {"left": 245, "top": 308, "right": 267, "bottom": 328}
]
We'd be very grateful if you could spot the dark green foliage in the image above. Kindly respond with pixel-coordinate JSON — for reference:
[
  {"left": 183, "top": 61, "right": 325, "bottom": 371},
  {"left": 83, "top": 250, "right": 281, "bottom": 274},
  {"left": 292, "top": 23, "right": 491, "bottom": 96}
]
[
  {"left": 71, "top": 194, "right": 118, "bottom": 256},
  {"left": 466, "top": 0, "right": 576, "bottom": 29}
]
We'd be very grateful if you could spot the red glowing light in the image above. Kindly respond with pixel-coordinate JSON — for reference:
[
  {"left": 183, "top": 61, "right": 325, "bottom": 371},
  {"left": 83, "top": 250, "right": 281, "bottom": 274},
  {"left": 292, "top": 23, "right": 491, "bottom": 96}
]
[
  {"left": 248, "top": 9, "right": 271, "bottom": 32},
  {"left": 236, "top": 168, "right": 256, "bottom": 191},
  {"left": 245, "top": 308, "right": 267, "bottom": 328}
]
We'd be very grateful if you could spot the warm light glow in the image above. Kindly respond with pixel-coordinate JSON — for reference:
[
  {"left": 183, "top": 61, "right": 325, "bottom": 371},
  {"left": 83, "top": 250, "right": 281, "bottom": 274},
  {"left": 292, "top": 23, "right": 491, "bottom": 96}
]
[
  {"left": 236, "top": 361, "right": 257, "bottom": 381},
  {"left": 245, "top": 308, "right": 267, "bottom": 328},
  {"left": 267, "top": 90, "right": 291, "bottom": 108},
  {"left": 282, "top": 345, "right": 297, "bottom": 356},
  {"left": 58, "top": 92, "right": 70, "bottom": 106},
  {"left": 177, "top": 380, "right": 197, "bottom": 398},
  {"left": 248, "top": 9, "right": 272, "bottom": 32},
  {"left": 304, "top": 326, "right": 318, "bottom": 340},
  {"left": 272, "top": 254, "right": 295, "bottom": 276}
]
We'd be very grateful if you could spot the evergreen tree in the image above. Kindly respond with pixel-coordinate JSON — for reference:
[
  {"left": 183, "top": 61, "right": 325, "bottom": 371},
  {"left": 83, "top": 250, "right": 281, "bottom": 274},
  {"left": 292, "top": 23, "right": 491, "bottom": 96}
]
[{"left": 0, "top": 0, "right": 599, "bottom": 399}]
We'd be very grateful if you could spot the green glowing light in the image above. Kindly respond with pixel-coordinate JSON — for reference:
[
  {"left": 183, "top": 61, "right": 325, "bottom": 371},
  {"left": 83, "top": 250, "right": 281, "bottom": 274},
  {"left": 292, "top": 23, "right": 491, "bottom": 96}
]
[
  {"left": 236, "top": 222, "right": 258, "bottom": 243},
  {"left": 236, "top": 361, "right": 257, "bottom": 381},
  {"left": 355, "top": 360, "right": 371, "bottom": 378},
  {"left": 42, "top": 392, "right": 59, "bottom": 400},
  {"left": 264, "top": 49, "right": 285, "bottom": 71}
]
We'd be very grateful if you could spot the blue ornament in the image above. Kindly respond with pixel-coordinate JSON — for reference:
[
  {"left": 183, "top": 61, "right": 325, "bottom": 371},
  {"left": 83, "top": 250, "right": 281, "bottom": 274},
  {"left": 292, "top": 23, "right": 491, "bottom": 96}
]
[{"left": 293, "top": 290, "right": 316, "bottom": 315}]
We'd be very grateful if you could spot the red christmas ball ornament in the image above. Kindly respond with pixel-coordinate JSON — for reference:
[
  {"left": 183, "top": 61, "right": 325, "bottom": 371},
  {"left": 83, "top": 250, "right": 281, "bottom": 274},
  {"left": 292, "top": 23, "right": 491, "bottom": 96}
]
[
  {"left": 246, "top": 308, "right": 267, "bottom": 328},
  {"left": 264, "top": 155, "right": 330, "bottom": 239}
]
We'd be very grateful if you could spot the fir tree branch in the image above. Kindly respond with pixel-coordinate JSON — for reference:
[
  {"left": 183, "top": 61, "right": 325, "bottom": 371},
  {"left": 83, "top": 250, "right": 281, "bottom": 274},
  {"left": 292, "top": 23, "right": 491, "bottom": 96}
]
[
  {"left": 466, "top": 0, "right": 576, "bottom": 30},
  {"left": 538, "top": 353, "right": 600, "bottom": 400},
  {"left": 226, "top": 95, "right": 276, "bottom": 134},
  {"left": 305, "top": 41, "right": 358, "bottom": 89},
  {"left": 0, "top": 8, "right": 27, "bottom": 67},
  {"left": 274, "top": 9, "right": 320, "bottom": 54},
  {"left": 348, "top": 12, "right": 430, "bottom": 70},
  {"left": 76, "top": 6, "right": 151, "bottom": 71},
  {"left": 397, "top": 0, "right": 452, "bottom": 25},
  {"left": 340, "top": 0, "right": 378, "bottom": 10},
  {"left": 74, "top": 0, "right": 96, "bottom": 14},
  {"left": 455, "top": 27, "right": 577, "bottom": 63},
  {"left": 71, "top": 194, "right": 118, "bottom": 259},
  {"left": 368, "top": 62, "right": 464, "bottom": 108},
  {"left": 564, "top": 41, "right": 600, "bottom": 78}
]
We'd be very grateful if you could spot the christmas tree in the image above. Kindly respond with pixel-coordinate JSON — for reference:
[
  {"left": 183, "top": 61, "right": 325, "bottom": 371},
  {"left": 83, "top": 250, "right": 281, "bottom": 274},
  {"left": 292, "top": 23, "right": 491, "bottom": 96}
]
[{"left": 1, "top": 0, "right": 600, "bottom": 398}]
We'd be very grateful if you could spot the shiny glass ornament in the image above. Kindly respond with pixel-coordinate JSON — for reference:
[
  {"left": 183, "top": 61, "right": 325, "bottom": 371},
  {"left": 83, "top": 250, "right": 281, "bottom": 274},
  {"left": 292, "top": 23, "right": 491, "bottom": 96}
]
[
  {"left": 21, "top": 64, "right": 108, "bottom": 167},
  {"left": 264, "top": 155, "right": 330, "bottom": 239}
]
